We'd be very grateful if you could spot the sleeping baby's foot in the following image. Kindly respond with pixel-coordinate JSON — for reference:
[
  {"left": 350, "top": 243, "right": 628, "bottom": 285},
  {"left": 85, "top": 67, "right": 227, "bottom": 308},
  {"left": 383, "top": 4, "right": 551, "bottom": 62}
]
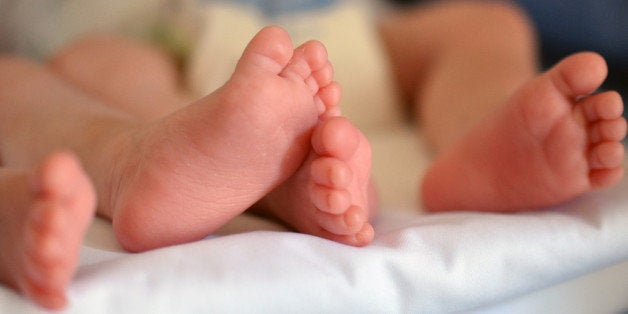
[
  {"left": 0, "top": 152, "right": 96, "bottom": 310},
  {"left": 49, "top": 26, "right": 374, "bottom": 247},
  {"left": 257, "top": 116, "right": 375, "bottom": 247},
  {"left": 422, "top": 52, "right": 626, "bottom": 212},
  {"left": 100, "top": 26, "right": 345, "bottom": 251}
]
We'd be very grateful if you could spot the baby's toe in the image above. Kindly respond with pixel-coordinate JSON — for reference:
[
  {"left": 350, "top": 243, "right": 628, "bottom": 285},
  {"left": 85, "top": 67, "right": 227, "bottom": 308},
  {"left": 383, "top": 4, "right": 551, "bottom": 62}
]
[
  {"left": 281, "top": 40, "right": 328, "bottom": 84},
  {"left": 315, "top": 82, "right": 342, "bottom": 117},
  {"left": 311, "top": 157, "right": 353, "bottom": 189},
  {"left": 311, "top": 60, "right": 334, "bottom": 88},
  {"left": 548, "top": 52, "right": 607, "bottom": 99},
  {"left": 316, "top": 205, "right": 366, "bottom": 235},
  {"left": 312, "top": 117, "right": 360, "bottom": 161},
  {"left": 310, "top": 184, "right": 351, "bottom": 215},
  {"left": 581, "top": 91, "right": 624, "bottom": 121},
  {"left": 588, "top": 142, "right": 624, "bottom": 169},
  {"left": 304, "top": 61, "right": 333, "bottom": 94},
  {"left": 236, "top": 26, "right": 294, "bottom": 75},
  {"left": 22, "top": 220, "right": 69, "bottom": 309},
  {"left": 354, "top": 223, "right": 375, "bottom": 247},
  {"left": 297, "top": 40, "right": 329, "bottom": 73},
  {"left": 22, "top": 278, "right": 67, "bottom": 310},
  {"left": 589, "top": 118, "right": 627, "bottom": 143},
  {"left": 323, "top": 223, "right": 374, "bottom": 247},
  {"left": 590, "top": 168, "right": 624, "bottom": 188}
]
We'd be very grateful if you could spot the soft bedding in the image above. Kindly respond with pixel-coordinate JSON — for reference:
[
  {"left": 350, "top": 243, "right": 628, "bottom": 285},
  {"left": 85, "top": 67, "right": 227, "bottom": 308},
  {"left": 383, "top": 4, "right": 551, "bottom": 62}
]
[
  {"left": 1, "top": 0, "right": 627, "bottom": 313},
  {"left": 1, "top": 127, "right": 628, "bottom": 313}
]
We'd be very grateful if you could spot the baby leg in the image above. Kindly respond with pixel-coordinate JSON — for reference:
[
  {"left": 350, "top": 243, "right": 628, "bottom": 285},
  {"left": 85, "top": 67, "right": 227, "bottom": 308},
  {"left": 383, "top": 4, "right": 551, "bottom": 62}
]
[{"left": 50, "top": 27, "right": 376, "bottom": 246}]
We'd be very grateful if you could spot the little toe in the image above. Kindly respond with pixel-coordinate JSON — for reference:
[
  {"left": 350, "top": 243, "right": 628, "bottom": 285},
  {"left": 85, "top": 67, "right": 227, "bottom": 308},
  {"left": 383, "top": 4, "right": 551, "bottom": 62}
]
[
  {"left": 310, "top": 184, "right": 351, "bottom": 214},
  {"left": 311, "top": 157, "right": 353, "bottom": 189},
  {"left": 354, "top": 223, "right": 375, "bottom": 246},
  {"left": 321, "top": 223, "right": 375, "bottom": 247},
  {"left": 588, "top": 142, "right": 625, "bottom": 169},
  {"left": 316, "top": 205, "right": 367, "bottom": 235},
  {"left": 590, "top": 168, "right": 624, "bottom": 189},
  {"left": 312, "top": 117, "right": 360, "bottom": 161},
  {"left": 37, "top": 293, "right": 67, "bottom": 311},
  {"left": 22, "top": 279, "right": 67, "bottom": 311},
  {"left": 589, "top": 118, "right": 627, "bottom": 143}
]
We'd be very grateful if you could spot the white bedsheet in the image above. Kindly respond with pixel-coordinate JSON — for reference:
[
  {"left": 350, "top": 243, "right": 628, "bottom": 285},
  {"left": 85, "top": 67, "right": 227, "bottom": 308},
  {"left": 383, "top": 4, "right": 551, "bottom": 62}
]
[{"left": 1, "top": 126, "right": 628, "bottom": 313}]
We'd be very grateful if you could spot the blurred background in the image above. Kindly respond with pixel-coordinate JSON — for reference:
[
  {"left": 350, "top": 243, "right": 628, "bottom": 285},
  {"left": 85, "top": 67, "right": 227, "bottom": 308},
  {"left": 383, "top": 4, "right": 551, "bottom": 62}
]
[
  {"left": 1, "top": 0, "right": 626, "bottom": 107},
  {"left": 390, "top": 0, "right": 628, "bottom": 100}
]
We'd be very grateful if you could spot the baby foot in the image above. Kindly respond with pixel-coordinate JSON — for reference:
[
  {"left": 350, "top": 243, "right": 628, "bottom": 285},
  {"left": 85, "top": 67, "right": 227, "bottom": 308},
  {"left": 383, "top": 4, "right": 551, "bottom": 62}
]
[
  {"left": 0, "top": 152, "right": 96, "bottom": 310},
  {"left": 259, "top": 117, "right": 375, "bottom": 247},
  {"left": 47, "top": 26, "right": 371, "bottom": 247},
  {"left": 106, "top": 26, "right": 340, "bottom": 251},
  {"left": 422, "top": 52, "right": 626, "bottom": 212}
]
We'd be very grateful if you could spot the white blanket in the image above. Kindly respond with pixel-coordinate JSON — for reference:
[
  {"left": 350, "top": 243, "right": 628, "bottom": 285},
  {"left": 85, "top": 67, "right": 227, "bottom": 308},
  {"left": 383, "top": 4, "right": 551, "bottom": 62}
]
[{"left": 2, "top": 125, "right": 627, "bottom": 313}]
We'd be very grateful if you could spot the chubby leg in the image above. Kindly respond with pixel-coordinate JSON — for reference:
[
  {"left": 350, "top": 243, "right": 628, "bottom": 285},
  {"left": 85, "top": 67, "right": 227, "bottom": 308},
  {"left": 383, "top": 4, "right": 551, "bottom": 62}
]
[
  {"left": 380, "top": 1, "right": 538, "bottom": 151},
  {"left": 0, "top": 26, "right": 373, "bottom": 251},
  {"left": 0, "top": 152, "right": 95, "bottom": 310},
  {"left": 49, "top": 29, "right": 375, "bottom": 246},
  {"left": 380, "top": 1, "right": 625, "bottom": 211},
  {"left": 0, "top": 26, "right": 323, "bottom": 251}
]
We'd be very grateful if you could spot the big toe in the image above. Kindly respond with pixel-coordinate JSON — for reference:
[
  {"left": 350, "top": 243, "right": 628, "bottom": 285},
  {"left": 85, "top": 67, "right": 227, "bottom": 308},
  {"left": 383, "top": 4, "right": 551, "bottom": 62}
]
[
  {"left": 235, "top": 26, "right": 294, "bottom": 75},
  {"left": 280, "top": 39, "right": 329, "bottom": 88},
  {"left": 34, "top": 152, "right": 96, "bottom": 213},
  {"left": 312, "top": 117, "right": 360, "bottom": 161},
  {"left": 547, "top": 52, "right": 608, "bottom": 99}
]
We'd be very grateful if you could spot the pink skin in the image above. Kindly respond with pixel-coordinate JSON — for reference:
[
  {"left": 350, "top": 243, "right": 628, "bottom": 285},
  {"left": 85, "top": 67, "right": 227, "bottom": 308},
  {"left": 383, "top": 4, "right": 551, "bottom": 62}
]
[
  {"left": 377, "top": 2, "right": 625, "bottom": 213},
  {"left": 259, "top": 116, "right": 375, "bottom": 246},
  {"left": 0, "top": 152, "right": 96, "bottom": 310},
  {"left": 422, "top": 52, "right": 626, "bottom": 212},
  {"left": 46, "top": 26, "right": 375, "bottom": 250}
]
